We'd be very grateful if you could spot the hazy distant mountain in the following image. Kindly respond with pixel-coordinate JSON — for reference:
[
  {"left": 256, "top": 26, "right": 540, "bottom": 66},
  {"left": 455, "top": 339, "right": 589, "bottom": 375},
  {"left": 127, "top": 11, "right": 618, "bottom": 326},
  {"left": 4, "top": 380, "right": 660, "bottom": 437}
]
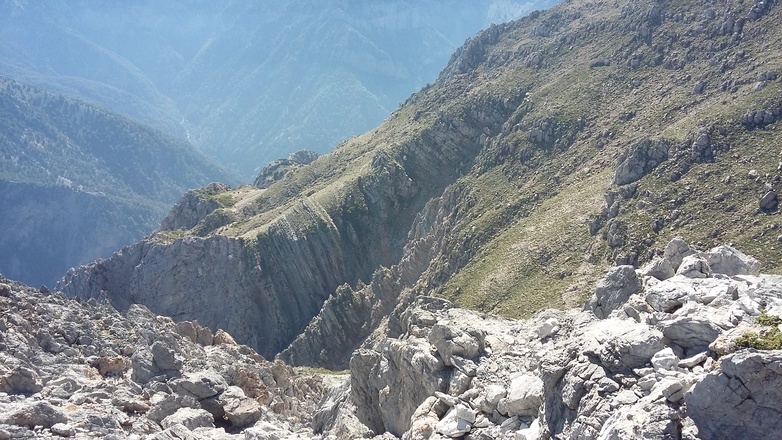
[
  {"left": 0, "top": 76, "right": 234, "bottom": 286},
  {"left": 0, "top": 0, "right": 558, "bottom": 178}
]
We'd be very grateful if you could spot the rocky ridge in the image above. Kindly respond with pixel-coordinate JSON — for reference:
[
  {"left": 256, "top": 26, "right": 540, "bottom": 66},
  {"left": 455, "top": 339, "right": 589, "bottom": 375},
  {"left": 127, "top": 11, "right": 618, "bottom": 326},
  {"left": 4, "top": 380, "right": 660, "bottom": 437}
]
[
  {"left": 316, "top": 238, "right": 782, "bottom": 439},
  {"left": 0, "top": 277, "right": 327, "bottom": 439},
  {"left": 5, "top": 239, "right": 782, "bottom": 439}
]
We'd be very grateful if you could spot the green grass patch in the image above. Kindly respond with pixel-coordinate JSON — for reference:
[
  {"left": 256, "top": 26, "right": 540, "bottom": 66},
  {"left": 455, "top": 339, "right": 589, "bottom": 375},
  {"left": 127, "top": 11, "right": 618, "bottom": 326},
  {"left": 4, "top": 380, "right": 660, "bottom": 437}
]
[{"left": 736, "top": 312, "right": 782, "bottom": 350}]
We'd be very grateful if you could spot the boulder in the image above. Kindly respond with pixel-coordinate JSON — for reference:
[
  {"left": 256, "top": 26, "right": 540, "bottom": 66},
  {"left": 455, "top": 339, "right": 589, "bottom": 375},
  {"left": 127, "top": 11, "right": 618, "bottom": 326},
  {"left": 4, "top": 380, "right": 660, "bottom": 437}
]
[
  {"left": 172, "top": 371, "right": 228, "bottom": 399},
  {"left": 220, "top": 386, "right": 262, "bottom": 428},
  {"left": 435, "top": 404, "right": 475, "bottom": 438},
  {"left": 148, "top": 423, "right": 199, "bottom": 440},
  {"left": 405, "top": 396, "right": 441, "bottom": 440},
  {"left": 428, "top": 323, "right": 483, "bottom": 365},
  {"left": 589, "top": 319, "right": 666, "bottom": 372},
  {"left": 497, "top": 374, "right": 544, "bottom": 417},
  {"left": 131, "top": 349, "right": 161, "bottom": 384},
  {"left": 702, "top": 245, "right": 761, "bottom": 276},
  {"left": 587, "top": 265, "right": 643, "bottom": 318},
  {"left": 650, "top": 347, "right": 679, "bottom": 372},
  {"left": 664, "top": 237, "right": 694, "bottom": 271},
  {"left": 152, "top": 341, "right": 183, "bottom": 371},
  {"left": 161, "top": 408, "right": 215, "bottom": 431},
  {"left": 644, "top": 279, "right": 691, "bottom": 312},
  {"left": 760, "top": 191, "right": 778, "bottom": 212},
  {"left": 2, "top": 401, "right": 66, "bottom": 428},
  {"left": 1, "top": 367, "right": 42, "bottom": 394},
  {"left": 50, "top": 423, "right": 76, "bottom": 437},
  {"left": 676, "top": 255, "right": 711, "bottom": 278},
  {"left": 148, "top": 393, "right": 200, "bottom": 423},
  {"left": 659, "top": 316, "right": 721, "bottom": 348},
  {"left": 686, "top": 351, "right": 782, "bottom": 439},
  {"left": 639, "top": 257, "right": 675, "bottom": 281}
]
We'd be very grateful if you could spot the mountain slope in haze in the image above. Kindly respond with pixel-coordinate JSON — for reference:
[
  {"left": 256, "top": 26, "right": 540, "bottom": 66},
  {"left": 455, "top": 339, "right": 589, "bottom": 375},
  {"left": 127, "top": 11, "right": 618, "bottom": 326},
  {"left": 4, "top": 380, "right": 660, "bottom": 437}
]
[
  {"left": 60, "top": 0, "right": 782, "bottom": 372},
  {"left": 0, "top": 0, "right": 559, "bottom": 179},
  {"left": 0, "top": 76, "right": 235, "bottom": 287}
]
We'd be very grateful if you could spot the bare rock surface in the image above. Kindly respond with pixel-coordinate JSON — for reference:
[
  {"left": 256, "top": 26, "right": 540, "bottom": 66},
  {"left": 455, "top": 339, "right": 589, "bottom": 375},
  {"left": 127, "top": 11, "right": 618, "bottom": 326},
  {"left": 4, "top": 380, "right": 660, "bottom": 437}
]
[
  {"left": 0, "top": 277, "right": 326, "bottom": 439},
  {"left": 5, "top": 236, "right": 782, "bottom": 440},
  {"left": 315, "top": 239, "right": 782, "bottom": 440}
]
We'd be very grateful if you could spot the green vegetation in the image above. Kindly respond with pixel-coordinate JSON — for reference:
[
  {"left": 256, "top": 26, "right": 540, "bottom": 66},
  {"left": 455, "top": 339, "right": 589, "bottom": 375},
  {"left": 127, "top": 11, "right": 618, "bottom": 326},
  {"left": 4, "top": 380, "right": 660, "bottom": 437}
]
[
  {"left": 737, "top": 312, "right": 782, "bottom": 350},
  {"left": 213, "top": 193, "right": 236, "bottom": 208},
  {"left": 0, "top": 76, "right": 234, "bottom": 286}
]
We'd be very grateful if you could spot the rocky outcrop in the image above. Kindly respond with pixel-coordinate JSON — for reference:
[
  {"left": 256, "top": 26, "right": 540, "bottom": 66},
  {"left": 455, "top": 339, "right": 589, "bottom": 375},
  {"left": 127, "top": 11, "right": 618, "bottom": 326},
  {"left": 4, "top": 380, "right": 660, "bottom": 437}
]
[
  {"left": 613, "top": 138, "right": 670, "bottom": 185},
  {"left": 253, "top": 150, "right": 319, "bottom": 189},
  {"left": 0, "top": 277, "right": 325, "bottom": 439},
  {"left": 279, "top": 187, "right": 470, "bottom": 370},
  {"left": 686, "top": 350, "right": 782, "bottom": 439},
  {"left": 160, "top": 182, "right": 230, "bottom": 231},
  {"left": 316, "top": 239, "right": 782, "bottom": 439}
]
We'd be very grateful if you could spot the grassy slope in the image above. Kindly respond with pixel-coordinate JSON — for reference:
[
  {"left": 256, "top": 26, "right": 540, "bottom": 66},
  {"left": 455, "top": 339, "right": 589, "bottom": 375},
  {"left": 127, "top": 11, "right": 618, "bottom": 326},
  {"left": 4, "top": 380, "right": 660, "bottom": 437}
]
[{"left": 173, "top": 0, "right": 782, "bottom": 321}]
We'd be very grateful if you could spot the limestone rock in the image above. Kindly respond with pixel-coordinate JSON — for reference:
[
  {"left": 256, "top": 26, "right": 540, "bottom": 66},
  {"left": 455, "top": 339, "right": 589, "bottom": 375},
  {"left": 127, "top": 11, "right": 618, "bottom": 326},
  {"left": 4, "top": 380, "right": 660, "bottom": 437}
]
[
  {"left": 172, "top": 371, "right": 228, "bottom": 399},
  {"left": 161, "top": 408, "right": 215, "bottom": 431},
  {"left": 658, "top": 315, "right": 721, "bottom": 348},
  {"left": 497, "top": 374, "right": 544, "bottom": 417},
  {"left": 429, "top": 322, "right": 484, "bottom": 365},
  {"left": 587, "top": 265, "right": 642, "bottom": 318},
  {"left": 220, "top": 386, "right": 263, "bottom": 428},
  {"left": 664, "top": 237, "right": 695, "bottom": 271},
  {"left": 152, "top": 340, "right": 183, "bottom": 371},
  {"left": 702, "top": 245, "right": 761, "bottom": 276},
  {"left": 651, "top": 347, "right": 679, "bottom": 371},
  {"left": 676, "top": 255, "right": 712, "bottom": 278},
  {"left": 614, "top": 138, "right": 669, "bottom": 185},
  {"left": 160, "top": 182, "right": 229, "bottom": 231},
  {"left": 435, "top": 404, "right": 475, "bottom": 437},
  {"left": 50, "top": 423, "right": 76, "bottom": 437},
  {"left": 639, "top": 257, "right": 675, "bottom": 281},
  {"left": 686, "top": 351, "right": 782, "bottom": 439},
  {"left": 1, "top": 367, "right": 42, "bottom": 394},
  {"left": 2, "top": 401, "right": 66, "bottom": 429}
]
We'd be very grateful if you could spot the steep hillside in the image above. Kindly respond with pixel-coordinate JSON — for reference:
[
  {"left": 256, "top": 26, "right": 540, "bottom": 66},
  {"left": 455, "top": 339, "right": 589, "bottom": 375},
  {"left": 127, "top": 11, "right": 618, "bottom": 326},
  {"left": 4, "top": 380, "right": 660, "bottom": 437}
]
[
  {"left": 60, "top": 0, "right": 782, "bottom": 372},
  {"left": 0, "top": 76, "right": 234, "bottom": 287},
  {"left": 0, "top": 0, "right": 558, "bottom": 178}
]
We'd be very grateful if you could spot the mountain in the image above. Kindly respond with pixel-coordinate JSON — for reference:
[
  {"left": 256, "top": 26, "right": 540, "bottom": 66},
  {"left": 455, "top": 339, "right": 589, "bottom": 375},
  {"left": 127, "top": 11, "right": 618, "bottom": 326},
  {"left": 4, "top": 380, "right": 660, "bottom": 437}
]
[
  {"left": 1, "top": 0, "right": 780, "bottom": 437},
  {"left": 58, "top": 0, "right": 782, "bottom": 372},
  {"left": 0, "top": 0, "right": 559, "bottom": 178},
  {"left": 0, "top": 76, "right": 235, "bottom": 287}
]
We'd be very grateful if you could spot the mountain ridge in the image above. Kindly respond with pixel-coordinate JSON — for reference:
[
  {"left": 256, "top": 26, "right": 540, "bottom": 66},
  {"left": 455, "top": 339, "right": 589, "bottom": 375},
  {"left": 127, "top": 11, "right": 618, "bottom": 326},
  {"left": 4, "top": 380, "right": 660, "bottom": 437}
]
[
  {"left": 58, "top": 0, "right": 782, "bottom": 372},
  {"left": 0, "top": 75, "right": 235, "bottom": 286}
]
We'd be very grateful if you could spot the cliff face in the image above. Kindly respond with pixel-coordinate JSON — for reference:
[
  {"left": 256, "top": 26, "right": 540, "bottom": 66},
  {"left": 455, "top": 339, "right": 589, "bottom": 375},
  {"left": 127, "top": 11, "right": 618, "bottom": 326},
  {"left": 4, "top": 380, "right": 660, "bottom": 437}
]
[{"left": 57, "top": 87, "right": 521, "bottom": 358}]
